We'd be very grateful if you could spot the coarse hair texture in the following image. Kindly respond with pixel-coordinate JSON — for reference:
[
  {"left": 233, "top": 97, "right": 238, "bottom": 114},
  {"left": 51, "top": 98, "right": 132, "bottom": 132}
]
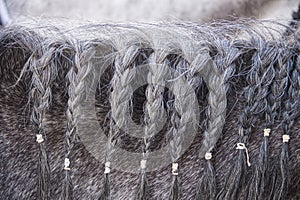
[{"left": 0, "top": 18, "right": 300, "bottom": 200}]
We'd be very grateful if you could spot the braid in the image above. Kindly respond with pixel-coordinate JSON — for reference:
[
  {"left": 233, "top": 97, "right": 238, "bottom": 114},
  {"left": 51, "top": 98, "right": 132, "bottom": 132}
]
[
  {"left": 198, "top": 42, "right": 237, "bottom": 156},
  {"left": 167, "top": 55, "right": 183, "bottom": 200},
  {"left": 276, "top": 46, "right": 299, "bottom": 199},
  {"left": 269, "top": 46, "right": 291, "bottom": 123},
  {"left": 143, "top": 32, "right": 200, "bottom": 200},
  {"left": 60, "top": 42, "right": 77, "bottom": 200},
  {"left": 195, "top": 41, "right": 236, "bottom": 200},
  {"left": 167, "top": 53, "right": 199, "bottom": 200},
  {"left": 217, "top": 39, "right": 266, "bottom": 199},
  {"left": 99, "top": 40, "right": 140, "bottom": 200},
  {"left": 135, "top": 47, "right": 169, "bottom": 200},
  {"left": 247, "top": 41, "right": 277, "bottom": 199},
  {"left": 253, "top": 42, "right": 290, "bottom": 199},
  {"left": 29, "top": 43, "right": 59, "bottom": 200},
  {"left": 192, "top": 49, "right": 217, "bottom": 200},
  {"left": 265, "top": 43, "right": 294, "bottom": 199},
  {"left": 61, "top": 40, "right": 95, "bottom": 200}
]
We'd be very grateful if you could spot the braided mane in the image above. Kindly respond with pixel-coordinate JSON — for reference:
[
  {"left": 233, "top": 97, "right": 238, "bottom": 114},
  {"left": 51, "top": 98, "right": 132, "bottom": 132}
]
[{"left": 0, "top": 19, "right": 300, "bottom": 199}]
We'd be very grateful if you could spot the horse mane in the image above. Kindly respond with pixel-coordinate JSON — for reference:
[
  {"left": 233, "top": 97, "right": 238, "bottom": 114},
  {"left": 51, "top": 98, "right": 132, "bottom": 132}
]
[{"left": 0, "top": 19, "right": 300, "bottom": 199}]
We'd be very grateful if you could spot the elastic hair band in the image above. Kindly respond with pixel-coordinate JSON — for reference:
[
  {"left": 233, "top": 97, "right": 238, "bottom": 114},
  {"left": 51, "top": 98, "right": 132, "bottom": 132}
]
[
  {"left": 236, "top": 143, "right": 251, "bottom": 167},
  {"left": 172, "top": 163, "right": 178, "bottom": 175},
  {"left": 282, "top": 134, "right": 290, "bottom": 143},
  {"left": 64, "top": 158, "right": 71, "bottom": 170},
  {"left": 264, "top": 128, "right": 271, "bottom": 137},
  {"left": 140, "top": 159, "right": 147, "bottom": 169},
  {"left": 36, "top": 134, "right": 44, "bottom": 143},
  {"left": 205, "top": 152, "right": 212, "bottom": 160},
  {"left": 104, "top": 162, "right": 111, "bottom": 174}
]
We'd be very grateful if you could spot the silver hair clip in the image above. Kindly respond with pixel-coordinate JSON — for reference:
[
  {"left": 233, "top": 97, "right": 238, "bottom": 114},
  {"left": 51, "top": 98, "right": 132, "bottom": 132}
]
[
  {"left": 172, "top": 163, "right": 178, "bottom": 175},
  {"left": 104, "top": 162, "right": 111, "bottom": 174},
  {"left": 64, "top": 158, "right": 71, "bottom": 171},
  {"left": 205, "top": 152, "right": 212, "bottom": 160},
  {"left": 140, "top": 159, "right": 147, "bottom": 170},
  {"left": 36, "top": 134, "right": 44, "bottom": 143},
  {"left": 236, "top": 143, "right": 251, "bottom": 167},
  {"left": 282, "top": 134, "right": 290, "bottom": 143},
  {"left": 264, "top": 128, "right": 271, "bottom": 137}
]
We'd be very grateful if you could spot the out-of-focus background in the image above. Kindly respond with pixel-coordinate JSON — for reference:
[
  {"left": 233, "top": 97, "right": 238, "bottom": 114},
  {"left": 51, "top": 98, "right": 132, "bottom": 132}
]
[{"left": 4, "top": 0, "right": 300, "bottom": 23}]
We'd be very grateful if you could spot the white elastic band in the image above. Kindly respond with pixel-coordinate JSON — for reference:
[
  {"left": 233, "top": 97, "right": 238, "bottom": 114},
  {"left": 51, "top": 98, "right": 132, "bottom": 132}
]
[
  {"left": 36, "top": 134, "right": 44, "bottom": 143},
  {"left": 236, "top": 143, "right": 251, "bottom": 167},
  {"left": 282, "top": 135, "right": 290, "bottom": 143},
  {"left": 264, "top": 128, "right": 271, "bottom": 137},
  {"left": 104, "top": 162, "right": 111, "bottom": 174},
  {"left": 205, "top": 152, "right": 212, "bottom": 160},
  {"left": 172, "top": 163, "right": 178, "bottom": 175},
  {"left": 64, "top": 158, "right": 71, "bottom": 170},
  {"left": 140, "top": 160, "right": 147, "bottom": 169}
]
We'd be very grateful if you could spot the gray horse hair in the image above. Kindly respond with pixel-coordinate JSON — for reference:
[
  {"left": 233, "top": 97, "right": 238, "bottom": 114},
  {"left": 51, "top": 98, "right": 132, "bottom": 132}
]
[{"left": 0, "top": 19, "right": 300, "bottom": 200}]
